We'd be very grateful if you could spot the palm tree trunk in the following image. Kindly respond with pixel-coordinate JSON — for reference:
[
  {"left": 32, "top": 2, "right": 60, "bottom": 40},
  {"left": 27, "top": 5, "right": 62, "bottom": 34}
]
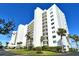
[
  {"left": 40, "top": 40, "right": 42, "bottom": 51},
  {"left": 66, "top": 36, "right": 71, "bottom": 50},
  {"left": 76, "top": 41, "right": 78, "bottom": 50},
  {"left": 61, "top": 35, "right": 64, "bottom": 52},
  {"left": 14, "top": 33, "right": 17, "bottom": 45},
  {"left": 30, "top": 38, "right": 33, "bottom": 50},
  {"left": 70, "top": 44, "right": 72, "bottom": 48}
]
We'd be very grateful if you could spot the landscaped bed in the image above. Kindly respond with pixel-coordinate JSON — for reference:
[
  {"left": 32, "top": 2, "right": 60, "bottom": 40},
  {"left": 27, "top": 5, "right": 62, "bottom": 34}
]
[{"left": 7, "top": 49, "right": 62, "bottom": 56}]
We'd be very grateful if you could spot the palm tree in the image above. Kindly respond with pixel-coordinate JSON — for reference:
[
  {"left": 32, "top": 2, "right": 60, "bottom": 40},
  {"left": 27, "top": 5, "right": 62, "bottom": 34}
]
[
  {"left": 57, "top": 28, "right": 67, "bottom": 52},
  {"left": 0, "top": 41, "right": 3, "bottom": 49},
  {"left": 72, "top": 34, "right": 79, "bottom": 50},
  {"left": 25, "top": 32, "right": 33, "bottom": 50},
  {"left": 66, "top": 34, "right": 72, "bottom": 48},
  {"left": 14, "top": 32, "right": 17, "bottom": 45},
  {"left": 40, "top": 36, "right": 44, "bottom": 50},
  {"left": 0, "top": 18, "right": 15, "bottom": 35},
  {"left": 6, "top": 42, "right": 9, "bottom": 48},
  {"left": 25, "top": 32, "right": 30, "bottom": 50},
  {"left": 17, "top": 42, "right": 22, "bottom": 49},
  {"left": 0, "top": 41, "right": 2, "bottom": 46}
]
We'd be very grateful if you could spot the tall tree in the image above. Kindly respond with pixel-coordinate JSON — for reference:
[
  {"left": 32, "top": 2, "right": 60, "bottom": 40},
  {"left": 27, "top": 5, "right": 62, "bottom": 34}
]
[
  {"left": 72, "top": 34, "right": 79, "bottom": 50},
  {"left": 57, "top": 28, "right": 67, "bottom": 52},
  {"left": 40, "top": 36, "right": 44, "bottom": 50},
  {"left": 0, "top": 41, "right": 2, "bottom": 46},
  {"left": 0, "top": 41, "right": 3, "bottom": 48},
  {"left": 0, "top": 18, "right": 15, "bottom": 47},
  {"left": 25, "top": 32, "right": 33, "bottom": 50},
  {"left": 17, "top": 42, "right": 22, "bottom": 48},
  {"left": 6, "top": 42, "right": 9, "bottom": 48},
  {"left": 0, "top": 18, "right": 15, "bottom": 35},
  {"left": 67, "top": 34, "right": 74, "bottom": 48}
]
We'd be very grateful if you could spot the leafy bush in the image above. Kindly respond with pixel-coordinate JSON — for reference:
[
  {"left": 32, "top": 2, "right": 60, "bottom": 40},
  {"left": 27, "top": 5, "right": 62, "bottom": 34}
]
[
  {"left": 23, "top": 46, "right": 27, "bottom": 49},
  {"left": 33, "top": 48, "right": 36, "bottom": 51},
  {"left": 0, "top": 45, "right": 3, "bottom": 49},
  {"left": 42, "top": 46, "right": 49, "bottom": 51},
  {"left": 33, "top": 46, "right": 62, "bottom": 52},
  {"left": 48, "top": 46, "right": 62, "bottom": 52},
  {"left": 12, "top": 47, "right": 15, "bottom": 49},
  {"left": 69, "top": 48, "right": 78, "bottom": 52},
  {"left": 34, "top": 47, "right": 42, "bottom": 54},
  {"left": 28, "top": 46, "right": 33, "bottom": 50}
]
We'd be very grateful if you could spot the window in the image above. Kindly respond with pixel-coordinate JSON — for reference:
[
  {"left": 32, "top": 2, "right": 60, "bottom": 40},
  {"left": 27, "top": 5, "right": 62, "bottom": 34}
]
[
  {"left": 42, "top": 12, "right": 47, "bottom": 16},
  {"left": 44, "top": 12, "right": 46, "bottom": 14},
  {"left": 45, "top": 22, "right": 47, "bottom": 24},
  {"left": 42, "top": 16, "right": 45, "bottom": 19},
  {"left": 47, "top": 41, "right": 48, "bottom": 44},
  {"left": 51, "top": 19, "right": 54, "bottom": 21},
  {"left": 51, "top": 22, "right": 54, "bottom": 25},
  {"left": 50, "top": 8, "right": 52, "bottom": 11},
  {"left": 43, "top": 26, "right": 45, "bottom": 28},
  {"left": 52, "top": 31, "right": 55, "bottom": 33},
  {"left": 43, "top": 33, "right": 45, "bottom": 36},
  {"left": 42, "top": 19, "right": 44, "bottom": 21},
  {"left": 52, "top": 26, "right": 55, "bottom": 29},
  {"left": 50, "top": 15, "right": 53, "bottom": 18},
  {"left": 42, "top": 18, "right": 47, "bottom": 22},
  {"left": 42, "top": 23, "right": 44, "bottom": 25},
  {"left": 53, "top": 35, "right": 56, "bottom": 38},
  {"left": 43, "top": 41, "right": 48, "bottom": 44},
  {"left": 53, "top": 40, "right": 56, "bottom": 43},
  {"left": 46, "top": 29, "right": 48, "bottom": 31},
  {"left": 43, "top": 29, "right": 45, "bottom": 32},
  {"left": 45, "top": 15, "right": 47, "bottom": 17},
  {"left": 44, "top": 18, "right": 47, "bottom": 20},
  {"left": 43, "top": 41, "right": 46, "bottom": 44},
  {"left": 46, "top": 25, "right": 47, "bottom": 27},
  {"left": 46, "top": 33, "right": 48, "bottom": 35},
  {"left": 46, "top": 37, "right": 48, "bottom": 39},
  {"left": 50, "top": 11, "right": 53, "bottom": 14}
]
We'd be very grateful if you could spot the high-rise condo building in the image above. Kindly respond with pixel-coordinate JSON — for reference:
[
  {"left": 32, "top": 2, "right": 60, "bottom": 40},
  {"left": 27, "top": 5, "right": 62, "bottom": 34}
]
[{"left": 8, "top": 4, "right": 69, "bottom": 51}]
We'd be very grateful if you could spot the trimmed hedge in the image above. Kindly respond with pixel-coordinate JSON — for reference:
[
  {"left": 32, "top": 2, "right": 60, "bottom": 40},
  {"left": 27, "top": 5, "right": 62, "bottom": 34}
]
[
  {"left": 69, "top": 48, "right": 78, "bottom": 52},
  {"left": 35, "top": 47, "right": 42, "bottom": 54},
  {"left": 0, "top": 45, "right": 3, "bottom": 49},
  {"left": 27, "top": 46, "right": 33, "bottom": 50},
  {"left": 33, "top": 46, "right": 62, "bottom": 52},
  {"left": 48, "top": 46, "right": 62, "bottom": 52},
  {"left": 42, "top": 46, "right": 49, "bottom": 51}
]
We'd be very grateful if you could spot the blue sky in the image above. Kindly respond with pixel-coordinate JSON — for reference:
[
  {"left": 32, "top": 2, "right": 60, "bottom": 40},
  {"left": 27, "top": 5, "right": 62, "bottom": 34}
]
[{"left": 0, "top": 3, "right": 79, "bottom": 47}]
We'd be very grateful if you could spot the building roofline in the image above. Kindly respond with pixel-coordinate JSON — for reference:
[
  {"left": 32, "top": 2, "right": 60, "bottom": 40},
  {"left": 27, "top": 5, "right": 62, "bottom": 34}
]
[{"left": 27, "top": 19, "right": 34, "bottom": 26}]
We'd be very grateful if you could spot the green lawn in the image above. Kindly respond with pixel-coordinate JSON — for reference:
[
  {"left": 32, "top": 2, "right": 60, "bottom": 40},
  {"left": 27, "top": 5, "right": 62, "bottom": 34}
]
[{"left": 8, "top": 49, "right": 62, "bottom": 56}]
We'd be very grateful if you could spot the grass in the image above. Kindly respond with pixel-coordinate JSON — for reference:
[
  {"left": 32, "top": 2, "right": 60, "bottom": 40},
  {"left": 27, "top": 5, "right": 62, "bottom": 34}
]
[{"left": 8, "top": 49, "right": 62, "bottom": 56}]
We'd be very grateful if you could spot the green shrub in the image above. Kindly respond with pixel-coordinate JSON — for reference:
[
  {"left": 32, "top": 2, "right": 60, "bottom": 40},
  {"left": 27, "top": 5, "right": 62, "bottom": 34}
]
[
  {"left": 42, "top": 46, "right": 49, "bottom": 51},
  {"left": 12, "top": 47, "right": 15, "bottom": 49},
  {"left": 28, "top": 46, "right": 33, "bottom": 50},
  {"left": 34, "top": 47, "right": 42, "bottom": 54},
  {"left": 23, "top": 46, "right": 27, "bottom": 49},
  {"left": 48, "top": 46, "right": 62, "bottom": 52},
  {"left": 0, "top": 45, "right": 3, "bottom": 49},
  {"left": 33, "top": 48, "right": 36, "bottom": 51},
  {"left": 69, "top": 48, "right": 78, "bottom": 52},
  {"left": 33, "top": 46, "right": 62, "bottom": 52}
]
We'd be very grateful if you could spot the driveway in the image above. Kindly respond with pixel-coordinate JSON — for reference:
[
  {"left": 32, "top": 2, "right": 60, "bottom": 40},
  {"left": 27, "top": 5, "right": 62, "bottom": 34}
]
[
  {"left": 0, "top": 48, "right": 79, "bottom": 56},
  {"left": 57, "top": 52, "right": 79, "bottom": 56},
  {"left": 0, "top": 49, "right": 17, "bottom": 56}
]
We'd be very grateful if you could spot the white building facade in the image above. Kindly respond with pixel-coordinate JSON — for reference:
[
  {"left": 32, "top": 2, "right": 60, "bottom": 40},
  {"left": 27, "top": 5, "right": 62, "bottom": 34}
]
[
  {"left": 8, "top": 31, "right": 17, "bottom": 48},
  {"left": 15, "top": 24, "right": 28, "bottom": 47},
  {"left": 8, "top": 4, "right": 69, "bottom": 51}
]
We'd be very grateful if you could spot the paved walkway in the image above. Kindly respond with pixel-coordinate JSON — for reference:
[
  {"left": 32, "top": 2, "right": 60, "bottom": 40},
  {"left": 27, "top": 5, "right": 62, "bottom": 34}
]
[
  {"left": 1, "top": 48, "right": 79, "bottom": 56},
  {"left": 57, "top": 52, "right": 79, "bottom": 56},
  {"left": 0, "top": 49, "right": 17, "bottom": 56}
]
